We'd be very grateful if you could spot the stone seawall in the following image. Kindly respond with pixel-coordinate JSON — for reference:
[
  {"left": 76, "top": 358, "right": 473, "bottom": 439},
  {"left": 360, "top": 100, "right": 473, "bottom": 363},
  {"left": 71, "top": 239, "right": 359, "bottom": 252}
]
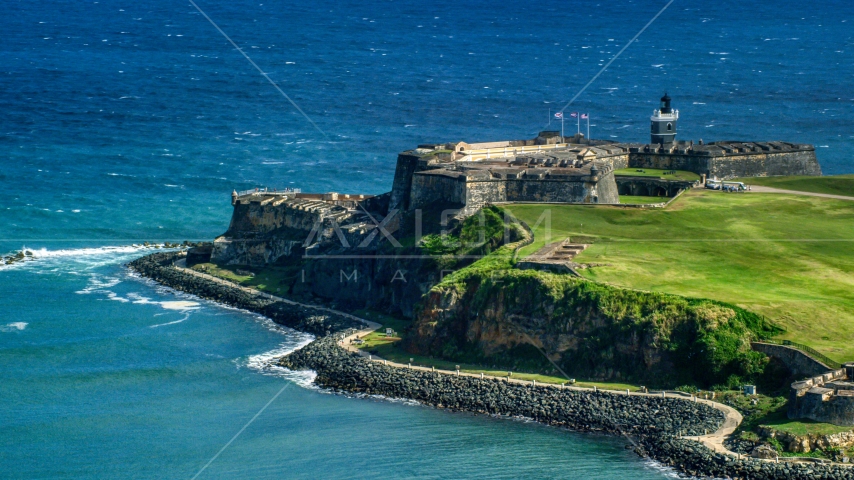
[
  {"left": 283, "top": 334, "right": 854, "bottom": 480},
  {"left": 128, "top": 252, "right": 362, "bottom": 337},
  {"left": 281, "top": 334, "right": 724, "bottom": 437},
  {"left": 640, "top": 435, "right": 853, "bottom": 479}
]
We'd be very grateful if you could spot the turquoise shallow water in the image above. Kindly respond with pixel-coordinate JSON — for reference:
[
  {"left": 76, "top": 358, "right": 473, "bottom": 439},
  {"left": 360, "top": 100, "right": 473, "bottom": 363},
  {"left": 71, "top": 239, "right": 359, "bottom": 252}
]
[
  {"left": 0, "top": 252, "right": 668, "bottom": 479},
  {"left": 2, "top": 0, "right": 853, "bottom": 477}
]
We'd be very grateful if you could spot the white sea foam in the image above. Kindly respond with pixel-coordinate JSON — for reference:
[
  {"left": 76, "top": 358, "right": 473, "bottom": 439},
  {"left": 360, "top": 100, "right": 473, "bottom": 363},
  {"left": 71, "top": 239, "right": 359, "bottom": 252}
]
[
  {"left": 1, "top": 322, "right": 28, "bottom": 332},
  {"left": 642, "top": 457, "right": 686, "bottom": 478},
  {"left": 149, "top": 313, "right": 191, "bottom": 328},
  {"left": 1, "top": 245, "right": 168, "bottom": 272},
  {"left": 160, "top": 300, "right": 200, "bottom": 310},
  {"left": 243, "top": 333, "right": 317, "bottom": 388}
]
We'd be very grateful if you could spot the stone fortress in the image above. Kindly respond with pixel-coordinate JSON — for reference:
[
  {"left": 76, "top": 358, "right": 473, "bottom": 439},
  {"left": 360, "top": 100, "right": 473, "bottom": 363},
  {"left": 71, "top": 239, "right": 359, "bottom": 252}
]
[
  {"left": 212, "top": 93, "right": 822, "bottom": 266},
  {"left": 389, "top": 93, "right": 821, "bottom": 214},
  {"left": 205, "top": 94, "right": 854, "bottom": 428},
  {"left": 789, "top": 362, "right": 854, "bottom": 426}
]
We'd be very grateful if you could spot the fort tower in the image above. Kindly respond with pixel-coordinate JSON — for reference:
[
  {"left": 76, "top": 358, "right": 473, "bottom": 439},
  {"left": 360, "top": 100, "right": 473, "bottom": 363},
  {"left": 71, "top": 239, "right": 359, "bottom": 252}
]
[{"left": 650, "top": 93, "right": 678, "bottom": 144}]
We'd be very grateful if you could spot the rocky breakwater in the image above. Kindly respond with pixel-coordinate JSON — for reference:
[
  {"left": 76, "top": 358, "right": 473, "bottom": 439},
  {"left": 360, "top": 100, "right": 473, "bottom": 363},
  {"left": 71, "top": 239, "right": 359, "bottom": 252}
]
[
  {"left": 641, "top": 436, "right": 854, "bottom": 479},
  {"left": 280, "top": 334, "right": 723, "bottom": 437},
  {"left": 128, "top": 252, "right": 362, "bottom": 337}
]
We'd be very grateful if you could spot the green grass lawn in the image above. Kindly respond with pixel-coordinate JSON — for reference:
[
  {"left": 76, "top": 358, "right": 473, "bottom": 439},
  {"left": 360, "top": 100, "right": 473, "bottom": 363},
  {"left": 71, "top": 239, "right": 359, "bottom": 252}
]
[
  {"left": 735, "top": 174, "right": 854, "bottom": 197},
  {"left": 504, "top": 188, "right": 854, "bottom": 362},
  {"left": 614, "top": 168, "right": 701, "bottom": 182},
  {"left": 191, "top": 262, "right": 300, "bottom": 295},
  {"left": 619, "top": 195, "right": 667, "bottom": 205}
]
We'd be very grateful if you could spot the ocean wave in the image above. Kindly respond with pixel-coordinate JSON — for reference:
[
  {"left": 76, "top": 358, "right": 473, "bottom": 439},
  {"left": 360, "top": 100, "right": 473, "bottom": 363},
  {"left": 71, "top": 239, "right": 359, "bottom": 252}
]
[
  {"left": 1, "top": 244, "right": 166, "bottom": 272},
  {"left": 149, "top": 312, "right": 191, "bottom": 328},
  {"left": 1, "top": 322, "right": 28, "bottom": 332},
  {"left": 642, "top": 457, "right": 690, "bottom": 478},
  {"left": 243, "top": 334, "right": 317, "bottom": 388}
]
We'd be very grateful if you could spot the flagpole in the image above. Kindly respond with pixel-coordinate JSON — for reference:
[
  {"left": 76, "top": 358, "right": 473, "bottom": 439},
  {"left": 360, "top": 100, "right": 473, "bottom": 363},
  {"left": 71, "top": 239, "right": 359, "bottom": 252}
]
[
  {"left": 577, "top": 114, "right": 580, "bottom": 135},
  {"left": 587, "top": 115, "right": 590, "bottom": 141},
  {"left": 561, "top": 115, "right": 564, "bottom": 140}
]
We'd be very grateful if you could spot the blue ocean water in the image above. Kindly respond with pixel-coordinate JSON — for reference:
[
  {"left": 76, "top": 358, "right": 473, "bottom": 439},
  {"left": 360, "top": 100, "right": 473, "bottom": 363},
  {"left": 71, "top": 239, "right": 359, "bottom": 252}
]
[{"left": 1, "top": 0, "right": 852, "bottom": 478}]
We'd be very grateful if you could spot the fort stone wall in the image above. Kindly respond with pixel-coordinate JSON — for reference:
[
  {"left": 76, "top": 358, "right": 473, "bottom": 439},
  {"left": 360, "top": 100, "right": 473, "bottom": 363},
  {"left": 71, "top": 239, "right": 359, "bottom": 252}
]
[
  {"left": 389, "top": 153, "right": 422, "bottom": 211},
  {"left": 628, "top": 153, "right": 711, "bottom": 175},
  {"left": 409, "top": 171, "right": 468, "bottom": 210},
  {"left": 751, "top": 342, "right": 831, "bottom": 379},
  {"left": 788, "top": 368, "right": 854, "bottom": 426},
  {"left": 465, "top": 178, "right": 507, "bottom": 213},
  {"left": 504, "top": 177, "right": 606, "bottom": 204},
  {"left": 600, "top": 152, "right": 630, "bottom": 170},
  {"left": 627, "top": 148, "right": 820, "bottom": 179}
]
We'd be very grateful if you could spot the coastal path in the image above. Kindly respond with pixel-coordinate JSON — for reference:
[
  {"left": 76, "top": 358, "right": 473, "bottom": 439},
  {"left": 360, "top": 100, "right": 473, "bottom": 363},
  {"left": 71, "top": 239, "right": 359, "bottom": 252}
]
[{"left": 340, "top": 322, "right": 745, "bottom": 458}]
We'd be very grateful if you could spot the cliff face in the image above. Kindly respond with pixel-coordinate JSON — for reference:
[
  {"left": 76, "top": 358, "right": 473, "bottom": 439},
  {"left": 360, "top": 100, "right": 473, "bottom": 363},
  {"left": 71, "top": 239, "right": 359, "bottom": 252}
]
[
  {"left": 212, "top": 194, "right": 388, "bottom": 267},
  {"left": 406, "top": 269, "right": 773, "bottom": 387}
]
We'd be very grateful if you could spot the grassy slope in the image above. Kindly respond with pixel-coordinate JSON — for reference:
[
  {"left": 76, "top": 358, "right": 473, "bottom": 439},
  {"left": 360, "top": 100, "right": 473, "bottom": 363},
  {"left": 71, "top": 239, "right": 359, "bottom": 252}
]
[
  {"left": 619, "top": 195, "right": 666, "bottom": 204},
  {"left": 506, "top": 188, "right": 854, "bottom": 362},
  {"left": 614, "top": 168, "right": 701, "bottom": 182},
  {"left": 735, "top": 174, "right": 854, "bottom": 197}
]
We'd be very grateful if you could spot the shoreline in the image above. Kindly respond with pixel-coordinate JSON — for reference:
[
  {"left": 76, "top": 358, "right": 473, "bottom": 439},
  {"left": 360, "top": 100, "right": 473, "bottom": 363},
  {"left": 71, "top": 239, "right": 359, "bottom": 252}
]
[{"left": 128, "top": 251, "right": 854, "bottom": 479}]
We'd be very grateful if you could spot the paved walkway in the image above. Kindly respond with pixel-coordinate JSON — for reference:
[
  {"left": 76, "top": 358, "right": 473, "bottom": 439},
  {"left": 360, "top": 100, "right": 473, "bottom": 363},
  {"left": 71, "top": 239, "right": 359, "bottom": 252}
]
[
  {"left": 746, "top": 185, "right": 854, "bottom": 201},
  {"left": 340, "top": 322, "right": 744, "bottom": 457}
]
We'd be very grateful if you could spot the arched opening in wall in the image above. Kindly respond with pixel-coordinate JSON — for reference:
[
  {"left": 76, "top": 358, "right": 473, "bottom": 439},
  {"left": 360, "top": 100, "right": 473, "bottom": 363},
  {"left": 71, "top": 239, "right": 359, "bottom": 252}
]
[
  {"left": 618, "top": 184, "right": 632, "bottom": 195},
  {"left": 667, "top": 123, "right": 672, "bottom": 131},
  {"left": 653, "top": 186, "right": 667, "bottom": 197},
  {"left": 593, "top": 196, "right": 599, "bottom": 204}
]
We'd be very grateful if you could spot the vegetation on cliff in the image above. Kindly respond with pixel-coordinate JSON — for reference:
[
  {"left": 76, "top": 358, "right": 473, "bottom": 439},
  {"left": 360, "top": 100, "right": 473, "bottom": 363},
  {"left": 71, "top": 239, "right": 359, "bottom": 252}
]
[{"left": 409, "top": 244, "right": 780, "bottom": 388}]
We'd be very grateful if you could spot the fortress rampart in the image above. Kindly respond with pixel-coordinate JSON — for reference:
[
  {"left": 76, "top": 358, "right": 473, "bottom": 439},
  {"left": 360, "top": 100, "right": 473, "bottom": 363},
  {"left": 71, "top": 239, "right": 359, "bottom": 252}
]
[
  {"left": 627, "top": 141, "right": 820, "bottom": 179},
  {"left": 212, "top": 191, "right": 389, "bottom": 267},
  {"left": 788, "top": 363, "right": 854, "bottom": 426},
  {"left": 389, "top": 133, "right": 820, "bottom": 215}
]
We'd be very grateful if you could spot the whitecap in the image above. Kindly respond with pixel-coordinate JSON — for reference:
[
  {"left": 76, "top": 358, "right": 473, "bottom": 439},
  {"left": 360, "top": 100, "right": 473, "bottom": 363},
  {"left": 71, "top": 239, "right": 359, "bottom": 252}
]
[
  {"left": 1, "top": 322, "right": 28, "bottom": 332},
  {"left": 160, "top": 300, "right": 200, "bottom": 310},
  {"left": 242, "top": 330, "right": 315, "bottom": 388},
  {"left": 2, "top": 244, "right": 166, "bottom": 272},
  {"left": 149, "top": 313, "right": 191, "bottom": 328}
]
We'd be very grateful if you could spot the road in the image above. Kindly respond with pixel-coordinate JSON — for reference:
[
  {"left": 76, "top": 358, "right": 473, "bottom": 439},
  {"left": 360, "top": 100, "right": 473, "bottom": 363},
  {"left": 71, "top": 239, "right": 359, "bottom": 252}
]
[{"left": 746, "top": 185, "right": 854, "bottom": 201}]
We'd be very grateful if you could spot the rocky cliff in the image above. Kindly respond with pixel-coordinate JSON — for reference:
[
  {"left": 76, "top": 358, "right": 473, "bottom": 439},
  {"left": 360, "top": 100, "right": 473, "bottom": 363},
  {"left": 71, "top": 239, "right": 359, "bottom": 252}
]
[{"left": 406, "top": 266, "right": 776, "bottom": 387}]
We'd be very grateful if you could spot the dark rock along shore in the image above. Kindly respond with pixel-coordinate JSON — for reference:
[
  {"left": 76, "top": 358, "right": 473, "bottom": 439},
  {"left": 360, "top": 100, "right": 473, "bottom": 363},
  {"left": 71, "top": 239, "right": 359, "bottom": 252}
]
[{"left": 129, "top": 252, "right": 854, "bottom": 479}]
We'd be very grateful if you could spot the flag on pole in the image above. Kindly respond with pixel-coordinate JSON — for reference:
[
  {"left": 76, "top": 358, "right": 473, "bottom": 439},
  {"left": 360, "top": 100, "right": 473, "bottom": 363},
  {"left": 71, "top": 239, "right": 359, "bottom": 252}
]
[
  {"left": 570, "top": 112, "right": 579, "bottom": 118},
  {"left": 554, "top": 112, "right": 563, "bottom": 119},
  {"left": 581, "top": 113, "right": 589, "bottom": 119}
]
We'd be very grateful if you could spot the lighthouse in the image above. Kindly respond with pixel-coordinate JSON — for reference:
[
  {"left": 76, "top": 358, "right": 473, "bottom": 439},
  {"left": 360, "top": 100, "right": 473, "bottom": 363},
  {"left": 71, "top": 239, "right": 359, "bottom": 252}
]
[{"left": 650, "top": 93, "right": 678, "bottom": 144}]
